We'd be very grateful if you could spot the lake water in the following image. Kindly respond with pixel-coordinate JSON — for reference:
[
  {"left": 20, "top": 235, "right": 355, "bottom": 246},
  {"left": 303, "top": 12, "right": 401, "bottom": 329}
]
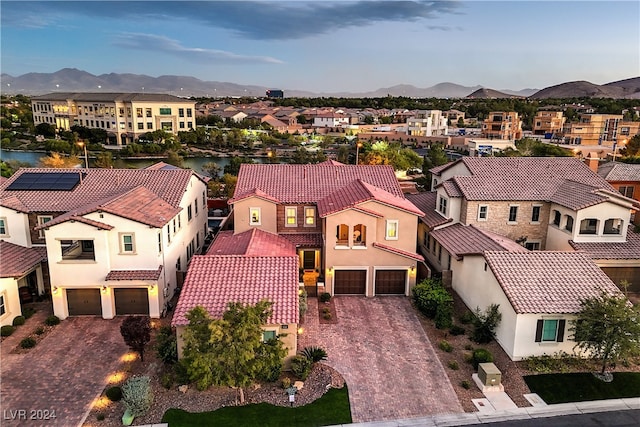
[{"left": 0, "top": 148, "right": 265, "bottom": 178}]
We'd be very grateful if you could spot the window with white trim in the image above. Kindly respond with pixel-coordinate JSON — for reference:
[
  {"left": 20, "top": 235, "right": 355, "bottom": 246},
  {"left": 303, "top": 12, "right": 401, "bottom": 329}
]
[
  {"left": 438, "top": 196, "right": 447, "bottom": 215},
  {"left": 552, "top": 210, "right": 561, "bottom": 226},
  {"left": 262, "top": 329, "right": 277, "bottom": 342},
  {"left": 619, "top": 186, "right": 634, "bottom": 198},
  {"left": 579, "top": 218, "right": 599, "bottom": 235},
  {"left": 604, "top": 218, "right": 623, "bottom": 235},
  {"left": 250, "top": 207, "right": 261, "bottom": 225},
  {"left": 157, "top": 232, "right": 162, "bottom": 253},
  {"left": 531, "top": 205, "right": 541, "bottom": 223},
  {"left": 535, "top": 319, "right": 565, "bottom": 343},
  {"left": 285, "top": 206, "right": 297, "bottom": 227},
  {"left": 195, "top": 198, "right": 198, "bottom": 215},
  {"left": 386, "top": 220, "right": 399, "bottom": 240},
  {"left": 0, "top": 218, "right": 7, "bottom": 236},
  {"left": 304, "top": 207, "right": 315, "bottom": 226},
  {"left": 120, "top": 233, "right": 135, "bottom": 254},
  {"left": 187, "top": 205, "right": 193, "bottom": 221},
  {"left": 37, "top": 215, "right": 53, "bottom": 238},
  {"left": 336, "top": 224, "right": 349, "bottom": 245},
  {"left": 477, "top": 205, "right": 488, "bottom": 221},
  {"left": 565, "top": 215, "right": 574, "bottom": 232},
  {"left": 0, "top": 294, "right": 5, "bottom": 316},
  {"left": 508, "top": 205, "right": 518, "bottom": 223}
]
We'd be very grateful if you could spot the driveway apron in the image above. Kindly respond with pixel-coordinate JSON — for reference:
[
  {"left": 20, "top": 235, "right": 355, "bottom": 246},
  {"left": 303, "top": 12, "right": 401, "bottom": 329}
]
[
  {"left": 300, "top": 296, "right": 463, "bottom": 423},
  {"left": 1, "top": 317, "right": 128, "bottom": 427}
]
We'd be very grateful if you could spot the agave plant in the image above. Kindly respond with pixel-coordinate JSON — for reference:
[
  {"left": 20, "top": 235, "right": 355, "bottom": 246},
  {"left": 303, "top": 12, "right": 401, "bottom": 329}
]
[{"left": 301, "top": 346, "right": 328, "bottom": 363}]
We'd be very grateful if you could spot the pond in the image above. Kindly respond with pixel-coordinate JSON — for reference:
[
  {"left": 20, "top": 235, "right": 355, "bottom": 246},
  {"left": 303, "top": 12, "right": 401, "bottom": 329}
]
[{"left": 0, "top": 148, "right": 266, "bottom": 177}]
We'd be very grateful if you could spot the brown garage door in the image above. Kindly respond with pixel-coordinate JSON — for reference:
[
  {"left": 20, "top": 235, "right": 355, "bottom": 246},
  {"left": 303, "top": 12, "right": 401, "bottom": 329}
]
[
  {"left": 375, "top": 270, "right": 407, "bottom": 294},
  {"left": 67, "top": 289, "right": 102, "bottom": 316},
  {"left": 334, "top": 270, "right": 366, "bottom": 294},
  {"left": 114, "top": 288, "right": 149, "bottom": 315}
]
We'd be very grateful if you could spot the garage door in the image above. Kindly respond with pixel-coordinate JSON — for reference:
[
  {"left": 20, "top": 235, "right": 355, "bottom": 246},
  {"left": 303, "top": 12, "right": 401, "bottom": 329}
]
[
  {"left": 334, "top": 270, "right": 366, "bottom": 294},
  {"left": 67, "top": 289, "right": 102, "bottom": 316},
  {"left": 375, "top": 270, "right": 406, "bottom": 295},
  {"left": 114, "top": 288, "right": 149, "bottom": 315}
]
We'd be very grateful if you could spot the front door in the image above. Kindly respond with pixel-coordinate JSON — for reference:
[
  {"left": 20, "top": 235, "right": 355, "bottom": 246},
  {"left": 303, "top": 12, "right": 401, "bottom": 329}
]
[{"left": 303, "top": 251, "right": 316, "bottom": 270}]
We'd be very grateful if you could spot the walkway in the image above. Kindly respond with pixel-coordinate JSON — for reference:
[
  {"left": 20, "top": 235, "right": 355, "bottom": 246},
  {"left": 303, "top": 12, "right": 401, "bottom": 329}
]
[
  {"left": 299, "top": 296, "right": 463, "bottom": 423},
  {"left": 1, "top": 310, "right": 129, "bottom": 427}
]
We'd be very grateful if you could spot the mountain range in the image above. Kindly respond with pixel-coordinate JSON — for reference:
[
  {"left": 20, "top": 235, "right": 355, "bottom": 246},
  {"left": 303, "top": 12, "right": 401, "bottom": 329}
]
[{"left": 1, "top": 68, "right": 639, "bottom": 99}]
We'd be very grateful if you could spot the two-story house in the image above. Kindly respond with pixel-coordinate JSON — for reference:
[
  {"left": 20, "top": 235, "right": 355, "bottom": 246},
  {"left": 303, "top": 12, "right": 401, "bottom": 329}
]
[
  {"left": 406, "top": 110, "right": 448, "bottom": 137},
  {"left": 407, "top": 157, "right": 637, "bottom": 360},
  {"left": 0, "top": 166, "right": 208, "bottom": 320},
  {"left": 481, "top": 112, "right": 522, "bottom": 141}
]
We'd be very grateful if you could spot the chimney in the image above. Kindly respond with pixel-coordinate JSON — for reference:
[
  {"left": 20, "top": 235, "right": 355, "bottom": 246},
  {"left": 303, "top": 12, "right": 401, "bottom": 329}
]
[{"left": 584, "top": 152, "right": 600, "bottom": 173}]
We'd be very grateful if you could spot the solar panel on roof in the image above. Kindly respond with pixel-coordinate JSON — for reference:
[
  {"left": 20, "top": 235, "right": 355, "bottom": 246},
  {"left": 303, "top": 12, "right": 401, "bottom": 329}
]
[{"left": 6, "top": 172, "right": 83, "bottom": 191}]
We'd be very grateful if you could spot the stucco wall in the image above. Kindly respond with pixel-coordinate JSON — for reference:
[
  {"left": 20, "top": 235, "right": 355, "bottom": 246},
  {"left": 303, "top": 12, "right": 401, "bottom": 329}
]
[
  {"left": 512, "top": 313, "right": 578, "bottom": 360},
  {"left": 0, "top": 208, "right": 32, "bottom": 247},
  {"left": 573, "top": 202, "right": 630, "bottom": 243},
  {"left": 232, "top": 197, "right": 278, "bottom": 234},
  {"left": 0, "top": 277, "right": 22, "bottom": 327}
]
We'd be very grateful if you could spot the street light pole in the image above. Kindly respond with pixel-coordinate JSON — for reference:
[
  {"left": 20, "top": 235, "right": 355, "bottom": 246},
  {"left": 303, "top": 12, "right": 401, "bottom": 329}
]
[
  {"left": 613, "top": 138, "right": 627, "bottom": 162},
  {"left": 78, "top": 141, "right": 89, "bottom": 168},
  {"left": 355, "top": 141, "right": 363, "bottom": 165}
]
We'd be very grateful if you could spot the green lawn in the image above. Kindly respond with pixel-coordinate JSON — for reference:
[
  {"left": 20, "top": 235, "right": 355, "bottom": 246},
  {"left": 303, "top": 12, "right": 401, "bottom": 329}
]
[
  {"left": 161, "top": 386, "right": 352, "bottom": 427},
  {"left": 524, "top": 372, "right": 640, "bottom": 404}
]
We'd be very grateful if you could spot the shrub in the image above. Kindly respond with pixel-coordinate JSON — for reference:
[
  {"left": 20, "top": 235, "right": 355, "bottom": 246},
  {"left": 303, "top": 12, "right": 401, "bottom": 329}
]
[
  {"left": 155, "top": 326, "right": 178, "bottom": 364},
  {"left": 459, "top": 311, "right": 475, "bottom": 325},
  {"left": 282, "top": 377, "right": 291, "bottom": 389},
  {"left": 34, "top": 326, "right": 45, "bottom": 335},
  {"left": 412, "top": 278, "right": 453, "bottom": 329},
  {"left": 463, "top": 352, "right": 474, "bottom": 364},
  {"left": 471, "top": 304, "right": 502, "bottom": 344},
  {"left": 448, "top": 360, "right": 460, "bottom": 370},
  {"left": 464, "top": 344, "right": 474, "bottom": 351},
  {"left": 256, "top": 335, "right": 287, "bottom": 383},
  {"left": 45, "top": 315, "right": 60, "bottom": 326},
  {"left": 1, "top": 325, "right": 16, "bottom": 337},
  {"left": 438, "top": 340, "right": 453, "bottom": 353},
  {"left": 22, "top": 307, "right": 36, "bottom": 319},
  {"left": 299, "top": 288, "right": 308, "bottom": 318},
  {"left": 472, "top": 348, "right": 494, "bottom": 370},
  {"left": 12, "top": 316, "right": 25, "bottom": 326},
  {"left": 291, "top": 355, "right": 313, "bottom": 380},
  {"left": 173, "top": 361, "right": 191, "bottom": 385},
  {"left": 323, "top": 312, "right": 332, "bottom": 320},
  {"left": 105, "top": 386, "right": 123, "bottom": 402},
  {"left": 449, "top": 325, "right": 466, "bottom": 336},
  {"left": 461, "top": 380, "right": 471, "bottom": 389},
  {"left": 122, "top": 376, "right": 153, "bottom": 417},
  {"left": 320, "top": 292, "right": 331, "bottom": 303},
  {"left": 322, "top": 307, "right": 331, "bottom": 314},
  {"left": 20, "top": 337, "right": 36, "bottom": 348},
  {"left": 161, "top": 373, "right": 174, "bottom": 390},
  {"left": 301, "top": 346, "right": 328, "bottom": 363}
]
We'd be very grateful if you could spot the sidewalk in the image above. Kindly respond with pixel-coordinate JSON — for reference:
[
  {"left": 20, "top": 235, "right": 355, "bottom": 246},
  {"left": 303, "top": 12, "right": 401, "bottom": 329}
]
[{"left": 329, "top": 397, "right": 640, "bottom": 426}]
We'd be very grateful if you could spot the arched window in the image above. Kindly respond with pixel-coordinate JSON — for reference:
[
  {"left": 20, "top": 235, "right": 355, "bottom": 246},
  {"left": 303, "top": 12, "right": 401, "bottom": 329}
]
[
  {"left": 579, "top": 218, "right": 599, "bottom": 235},
  {"left": 353, "top": 224, "right": 367, "bottom": 246},
  {"left": 604, "top": 218, "right": 623, "bottom": 235},
  {"left": 336, "top": 224, "right": 349, "bottom": 245}
]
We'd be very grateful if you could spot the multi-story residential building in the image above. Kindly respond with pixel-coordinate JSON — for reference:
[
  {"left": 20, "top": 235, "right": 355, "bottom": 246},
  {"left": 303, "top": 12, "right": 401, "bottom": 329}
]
[
  {"left": 406, "top": 110, "right": 448, "bottom": 137},
  {"left": 561, "top": 113, "right": 640, "bottom": 147},
  {"left": 407, "top": 157, "right": 638, "bottom": 361},
  {"left": 532, "top": 111, "right": 566, "bottom": 137},
  {"left": 31, "top": 92, "right": 197, "bottom": 146},
  {"left": 598, "top": 162, "right": 640, "bottom": 226},
  {"left": 481, "top": 112, "right": 523, "bottom": 141},
  {"left": 312, "top": 112, "right": 351, "bottom": 128},
  {"left": 443, "top": 109, "right": 465, "bottom": 125},
  {"left": 0, "top": 165, "right": 208, "bottom": 319}
]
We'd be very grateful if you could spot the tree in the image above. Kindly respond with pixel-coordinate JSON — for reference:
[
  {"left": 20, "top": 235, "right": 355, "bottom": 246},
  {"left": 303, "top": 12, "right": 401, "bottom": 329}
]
[
  {"left": 201, "top": 161, "right": 221, "bottom": 178},
  {"left": 166, "top": 150, "right": 184, "bottom": 167},
  {"left": 180, "top": 301, "right": 286, "bottom": 403},
  {"left": 94, "top": 151, "right": 114, "bottom": 169},
  {"left": 624, "top": 134, "right": 640, "bottom": 157},
  {"left": 120, "top": 316, "right": 151, "bottom": 362},
  {"left": 471, "top": 304, "right": 502, "bottom": 344},
  {"left": 571, "top": 291, "right": 640, "bottom": 374},
  {"left": 35, "top": 122, "right": 56, "bottom": 138},
  {"left": 39, "top": 152, "right": 80, "bottom": 168}
]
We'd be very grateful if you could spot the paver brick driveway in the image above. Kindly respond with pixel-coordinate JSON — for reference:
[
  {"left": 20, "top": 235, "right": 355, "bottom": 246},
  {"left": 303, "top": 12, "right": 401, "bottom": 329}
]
[
  {"left": 299, "top": 296, "right": 463, "bottom": 423},
  {"left": 1, "top": 314, "right": 128, "bottom": 427}
]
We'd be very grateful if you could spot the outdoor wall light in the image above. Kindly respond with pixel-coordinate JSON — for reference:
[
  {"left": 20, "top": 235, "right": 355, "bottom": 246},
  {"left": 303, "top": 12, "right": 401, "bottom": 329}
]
[
  {"left": 101, "top": 286, "right": 108, "bottom": 294},
  {"left": 52, "top": 286, "right": 59, "bottom": 294}
]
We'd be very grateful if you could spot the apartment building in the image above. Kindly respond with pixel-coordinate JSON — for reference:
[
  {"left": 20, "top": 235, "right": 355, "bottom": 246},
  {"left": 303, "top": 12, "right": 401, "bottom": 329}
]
[
  {"left": 31, "top": 92, "right": 197, "bottom": 146},
  {"left": 561, "top": 113, "right": 640, "bottom": 146},
  {"left": 481, "top": 112, "right": 523, "bottom": 140},
  {"left": 0, "top": 165, "right": 208, "bottom": 320},
  {"left": 406, "top": 110, "right": 448, "bottom": 137},
  {"left": 532, "top": 111, "right": 566, "bottom": 137},
  {"left": 406, "top": 157, "right": 638, "bottom": 360}
]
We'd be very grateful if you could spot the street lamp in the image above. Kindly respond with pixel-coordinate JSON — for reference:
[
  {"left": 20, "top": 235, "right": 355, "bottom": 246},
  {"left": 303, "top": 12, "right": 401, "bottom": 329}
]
[
  {"left": 77, "top": 141, "right": 89, "bottom": 168},
  {"left": 355, "top": 141, "right": 363, "bottom": 165},
  {"left": 613, "top": 138, "right": 628, "bottom": 162}
]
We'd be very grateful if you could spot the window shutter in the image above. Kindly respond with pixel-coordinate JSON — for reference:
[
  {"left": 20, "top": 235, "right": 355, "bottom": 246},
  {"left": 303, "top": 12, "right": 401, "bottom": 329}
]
[
  {"left": 535, "top": 319, "right": 543, "bottom": 342},
  {"left": 556, "top": 319, "right": 566, "bottom": 342}
]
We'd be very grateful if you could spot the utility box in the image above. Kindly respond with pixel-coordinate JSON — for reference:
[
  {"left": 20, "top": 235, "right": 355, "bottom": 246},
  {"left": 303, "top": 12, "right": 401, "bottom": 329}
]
[{"left": 478, "top": 363, "right": 502, "bottom": 386}]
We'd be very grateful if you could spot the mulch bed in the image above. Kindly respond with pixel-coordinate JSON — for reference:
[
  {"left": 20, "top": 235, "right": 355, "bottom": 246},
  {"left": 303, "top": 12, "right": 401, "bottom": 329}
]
[{"left": 317, "top": 297, "right": 338, "bottom": 324}]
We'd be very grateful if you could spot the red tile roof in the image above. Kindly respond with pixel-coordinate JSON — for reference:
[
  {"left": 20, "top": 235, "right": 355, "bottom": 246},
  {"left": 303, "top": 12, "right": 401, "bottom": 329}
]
[
  {"left": 206, "top": 229, "right": 296, "bottom": 257},
  {"left": 430, "top": 224, "right": 527, "bottom": 260},
  {"left": 230, "top": 163, "right": 405, "bottom": 204},
  {"left": 405, "top": 192, "right": 452, "bottom": 229},
  {"left": 570, "top": 227, "right": 640, "bottom": 260},
  {"left": 548, "top": 180, "right": 609, "bottom": 210},
  {"left": 317, "top": 179, "right": 423, "bottom": 217},
  {"left": 105, "top": 266, "right": 163, "bottom": 281},
  {"left": 1, "top": 167, "right": 201, "bottom": 213},
  {"left": 431, "top": 158, "right": 614, "bottom": 202},
  {"left": 280, "top": 233, "right": 324, "bottom": 248},
  {"left": 372, "top": 242, "right": 425, "bottom": 261},
  {"left": 0, "top": 240, "right": 46, "bottom": 278},
  {"left": 484, "top": 251, "right": 622, "bottom": 314},
  {"left": 172, "top": 255, "right": 299, "bottom": 326}
]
